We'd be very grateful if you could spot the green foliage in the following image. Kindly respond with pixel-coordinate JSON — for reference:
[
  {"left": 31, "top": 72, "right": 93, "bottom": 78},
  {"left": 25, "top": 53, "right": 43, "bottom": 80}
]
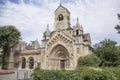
[
  {"left": 80, "top": 69, "right": 117, "bottom": 80},
  {"left": 32, "top": 67, "right": 118, "bottom": 80},
  {"left": 94, "top": 39, "right": 120, "bottom": 67},
  {"left": 103, "top": 67, "right": 120, "bottom": 80},
  {"left": 77, "top": 54, "right": 101, "bottom": 67},
  {"left": 0, "top": 25, "right": 21, "bottom": 47},
  {"left": 115, "top": 14, "right": 120, "bottom": 34},
  {"left": 0, "top": 25, "right": 21, "bottom": 69}
]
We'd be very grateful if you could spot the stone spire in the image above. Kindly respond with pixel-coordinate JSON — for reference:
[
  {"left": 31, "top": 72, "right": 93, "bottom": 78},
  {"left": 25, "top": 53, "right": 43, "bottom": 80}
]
[
  {"left": 45, "top": 24, "right": 50, "bottom": 35},
  {"left": 76, "top": 17, "right": 80, "bottom": 27},
  {"left": 73, "top": 18, "right": 84, "bottom": 35},
  {"left": 76, "top": 17, "right": 83, "bottom": 31},
  {"left": 43, "top": 24, "right": 51, "bottom": 40}
]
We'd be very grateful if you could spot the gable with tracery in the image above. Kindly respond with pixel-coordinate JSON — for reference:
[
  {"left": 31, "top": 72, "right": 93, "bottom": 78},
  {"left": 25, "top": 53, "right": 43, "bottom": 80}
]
[{"left": 46, "top": 31, "right": 73, "bottom": 51}]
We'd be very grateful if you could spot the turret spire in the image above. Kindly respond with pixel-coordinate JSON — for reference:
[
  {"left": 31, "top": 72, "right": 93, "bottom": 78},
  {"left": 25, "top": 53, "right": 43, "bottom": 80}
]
[
  {"left": 76, "top": 17, "right": 80, "bottom": 27},
  {"left": 47, "top": 24, "right": 49, "bottom": 30},
  {"left": 43, "top": 24, "right": 51, "bottom": 40},
  {"left": 77, "top": 17, "right": 79, "bottom": 22},
  {"left": 46, "top": 24, "right": 50, "bottom": 34}
]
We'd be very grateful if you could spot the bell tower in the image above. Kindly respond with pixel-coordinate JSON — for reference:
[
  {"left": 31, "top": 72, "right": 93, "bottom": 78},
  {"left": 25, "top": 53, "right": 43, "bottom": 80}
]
[{"left": 54, "top": 4, "right": 70, "bottom": 30}]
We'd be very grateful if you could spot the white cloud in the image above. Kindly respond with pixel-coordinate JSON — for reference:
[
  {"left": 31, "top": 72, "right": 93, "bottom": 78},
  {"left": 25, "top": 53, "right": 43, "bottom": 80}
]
[{"left": 0, "top": 0, "right": 120, "bottom": 45}]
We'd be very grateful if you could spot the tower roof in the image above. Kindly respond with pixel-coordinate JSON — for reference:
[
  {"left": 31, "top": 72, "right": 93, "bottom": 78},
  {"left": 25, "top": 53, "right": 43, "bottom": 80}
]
[{"left": 55, "top": 4, "right": 70, "bottom": 14}]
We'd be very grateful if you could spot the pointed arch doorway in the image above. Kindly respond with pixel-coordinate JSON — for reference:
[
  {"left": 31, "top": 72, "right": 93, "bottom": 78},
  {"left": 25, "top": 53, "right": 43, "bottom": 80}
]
[
  {"left": 60, "top": 60, "right": 65, "bottom": 69},
  {"left": 49, "top": 44, "right": 70, "bottom": 69}
]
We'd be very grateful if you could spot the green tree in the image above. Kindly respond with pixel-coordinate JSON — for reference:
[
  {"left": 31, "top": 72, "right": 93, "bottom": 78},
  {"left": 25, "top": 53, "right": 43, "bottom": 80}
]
[
  {"left": 77, "top": 54, "right": 101, "bottom": 67},
  {"left": 94, "top": 39, "right": 120, "bottom": 67},
  {"left": 0, "top": 25, "right": 21, "bottom": 69},
  {"left": 115, "top": 14, "right": 120, "bottom": 34}
]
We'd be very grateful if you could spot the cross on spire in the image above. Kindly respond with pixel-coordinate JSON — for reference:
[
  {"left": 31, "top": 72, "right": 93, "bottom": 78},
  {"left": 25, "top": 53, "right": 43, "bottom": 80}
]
[{"left": 59, "top": 0, "right": 62, "bottom": 5}]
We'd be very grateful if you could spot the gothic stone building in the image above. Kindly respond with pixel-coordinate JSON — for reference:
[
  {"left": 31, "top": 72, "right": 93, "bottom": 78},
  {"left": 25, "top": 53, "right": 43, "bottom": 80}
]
[{"left": 9, "top": 4, "right": 92, "bottom": 70}]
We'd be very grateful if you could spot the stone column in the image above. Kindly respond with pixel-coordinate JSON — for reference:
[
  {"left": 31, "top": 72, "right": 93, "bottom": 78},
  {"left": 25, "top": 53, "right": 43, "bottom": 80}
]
[
  {"left": 26, "top": 61, "right": 29, "bottom": 70},
  {"left": 33, "top": 61, "right": 37, "bottom": 69},
  {"left": 18, "top": 62, "right": 22, "bottom": 69}
]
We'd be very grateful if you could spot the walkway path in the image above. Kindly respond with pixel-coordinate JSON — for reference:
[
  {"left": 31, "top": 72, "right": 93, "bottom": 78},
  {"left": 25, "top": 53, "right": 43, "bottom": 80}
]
[{"left": 0, "top": 70, "right": 33, "bottom": 80}]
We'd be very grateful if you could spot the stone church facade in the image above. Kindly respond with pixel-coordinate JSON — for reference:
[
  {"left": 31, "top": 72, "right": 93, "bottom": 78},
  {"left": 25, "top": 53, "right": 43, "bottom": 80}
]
[{"left": 9, "top": 4, "right": 92, "bottom": 70}]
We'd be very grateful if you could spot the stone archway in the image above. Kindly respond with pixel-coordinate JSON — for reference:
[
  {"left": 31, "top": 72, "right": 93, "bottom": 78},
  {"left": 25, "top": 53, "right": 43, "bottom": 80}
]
[{"left": 48, "top": 44, "right": 70, "bottom": 69}]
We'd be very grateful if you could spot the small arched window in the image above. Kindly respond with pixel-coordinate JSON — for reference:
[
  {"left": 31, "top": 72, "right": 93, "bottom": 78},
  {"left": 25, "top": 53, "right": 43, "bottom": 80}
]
[
  {"left": 21, "top": 57, "right": 26, "bottom": 69},
  {"left": 29, "top": 57, "right": 34, "bottom": 69},
  {"left": 76, "top": 30, "right": 79, "bottom": 35},
  {"left": 58, "top": 14, "right": 64, "bottom": 21},
  {"left": 67, "top": 16, "right": 69, "bottom": 20}
]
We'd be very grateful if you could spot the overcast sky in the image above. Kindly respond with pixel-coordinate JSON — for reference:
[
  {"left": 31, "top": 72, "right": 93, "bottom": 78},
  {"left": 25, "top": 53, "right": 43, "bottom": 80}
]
[{"left": 0, "top": 0, "right": 120, "bottom": 45}]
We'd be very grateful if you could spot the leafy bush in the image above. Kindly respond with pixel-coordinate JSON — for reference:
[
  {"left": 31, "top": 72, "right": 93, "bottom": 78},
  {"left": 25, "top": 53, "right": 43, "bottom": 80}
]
[
  {"left": 77, "top": 54, "right": 101, "bottom": 67},
  {"left": 80, "top": 69, "right": 116, "bottom": 80},
  {"left": 32, "top": 67, "right": 117, "bottom": 80},
  {"left": 103, "top": 67, "right": 120, "bottom": 80}
]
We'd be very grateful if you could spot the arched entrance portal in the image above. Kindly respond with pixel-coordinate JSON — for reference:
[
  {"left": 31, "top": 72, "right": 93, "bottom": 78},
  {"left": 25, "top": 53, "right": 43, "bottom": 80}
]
[{"left": 48, "top": 45, "right": 70, "bottom": 69}]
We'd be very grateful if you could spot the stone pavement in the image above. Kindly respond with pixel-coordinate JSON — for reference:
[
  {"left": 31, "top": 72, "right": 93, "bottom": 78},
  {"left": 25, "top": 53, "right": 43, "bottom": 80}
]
[{"left": 0, "top": 70, "right": 33, "bottom": 80}]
